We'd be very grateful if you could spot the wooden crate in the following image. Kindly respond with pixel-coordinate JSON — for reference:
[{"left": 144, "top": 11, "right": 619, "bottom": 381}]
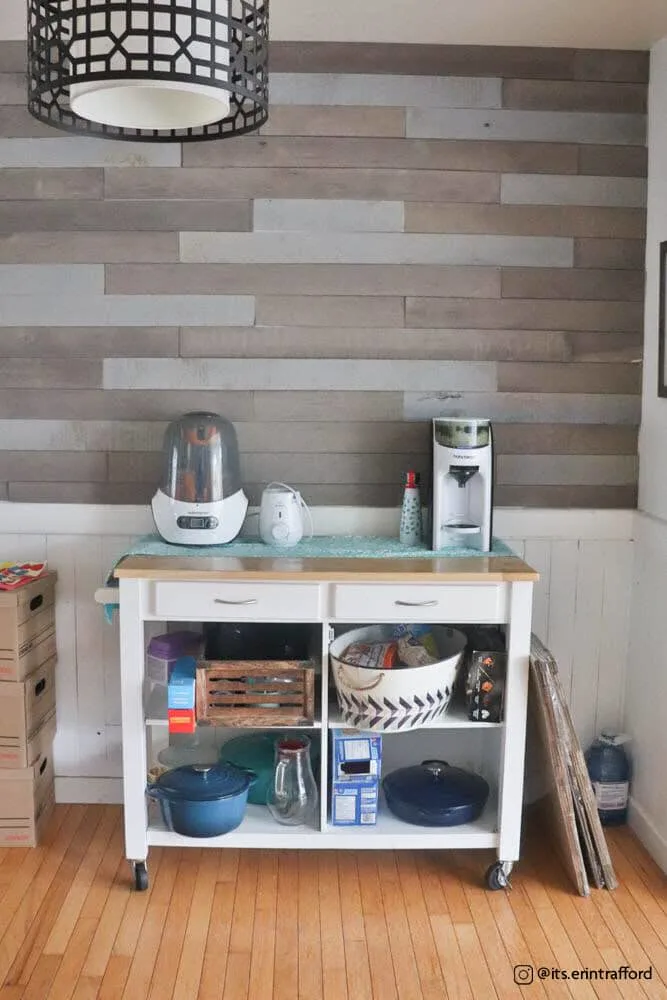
[{"left": 196, "top": 660, "right": 315, "bottom": 727}]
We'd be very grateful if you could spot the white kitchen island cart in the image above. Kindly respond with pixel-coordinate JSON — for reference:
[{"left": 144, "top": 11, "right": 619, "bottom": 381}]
[{"left": 114, "top": 551, "right": 537, "bottom": 891}]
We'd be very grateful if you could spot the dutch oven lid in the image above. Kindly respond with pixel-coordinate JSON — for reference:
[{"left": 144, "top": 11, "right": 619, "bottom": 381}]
[
  {"left": 383, "top": 760, "right": 489, "bottom": 811},
  {"left": 155, "top": 763, "right": 254, "bottom": 801}
]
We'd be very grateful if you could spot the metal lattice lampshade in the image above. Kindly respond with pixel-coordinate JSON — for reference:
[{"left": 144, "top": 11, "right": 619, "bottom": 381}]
[{"left": 27, "top": 0, "right": 269, "bottom": 142}]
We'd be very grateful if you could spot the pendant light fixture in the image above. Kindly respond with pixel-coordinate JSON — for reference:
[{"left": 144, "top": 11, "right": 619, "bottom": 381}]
[{"left": 27, "top": 0, "right": 269, "bottom": 142}]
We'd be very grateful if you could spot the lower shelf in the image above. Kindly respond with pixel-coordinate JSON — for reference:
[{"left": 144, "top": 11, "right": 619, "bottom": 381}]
[{"left": 146, "top": 800, "right": 498, "bottom": 851}]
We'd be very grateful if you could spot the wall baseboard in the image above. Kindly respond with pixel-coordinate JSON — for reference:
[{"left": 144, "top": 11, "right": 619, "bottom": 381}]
[
  {"left": 55, "top": 776, "right": 123, "bottom": 805},
  {"left": 628, "top": 796, "right": 667, "bottom": 875}
]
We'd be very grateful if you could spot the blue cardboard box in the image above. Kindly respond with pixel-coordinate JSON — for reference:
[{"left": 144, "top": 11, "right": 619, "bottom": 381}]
[
  {"left": 331, "top": 730, "right": 382, "bottom": 826},
  {"left": 332, "top": 777, "right": 379, "bottom": 826},
  {"left": 167, "top": 656, "right": 197, "bottom": 734},
  {"left": 332, "top": 729, "right": 382, "bottom": 780}
]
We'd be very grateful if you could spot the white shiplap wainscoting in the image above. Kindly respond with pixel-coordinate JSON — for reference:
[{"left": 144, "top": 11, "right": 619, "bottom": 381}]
[{"left": 0, "top": 504, "right": 635, "bottom": 804}]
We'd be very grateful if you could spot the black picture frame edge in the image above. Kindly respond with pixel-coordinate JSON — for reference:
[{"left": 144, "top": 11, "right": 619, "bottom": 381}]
[{"left": 658, "top": 241, "right": 667, "bottom": 398}]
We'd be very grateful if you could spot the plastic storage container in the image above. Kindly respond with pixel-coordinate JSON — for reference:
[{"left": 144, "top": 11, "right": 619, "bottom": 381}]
[
  {"left": 146, "top": 631, "right": 202, "bottom": 685},
  {"left": 585, "top": 732, "right": 631, "bottom": 826}
]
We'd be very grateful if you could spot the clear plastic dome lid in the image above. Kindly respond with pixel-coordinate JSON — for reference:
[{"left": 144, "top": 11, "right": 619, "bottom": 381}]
[{"left": 160, "top": 412, "right": 242, "bottom": 503}]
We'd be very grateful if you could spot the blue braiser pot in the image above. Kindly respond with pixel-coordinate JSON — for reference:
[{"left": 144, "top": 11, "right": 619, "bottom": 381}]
[
  {"left": 382, "top": 759, "right": 490, "bottom": 827},
  {"left": 147, "top": 762, "right": 256, "bottom": 837}
]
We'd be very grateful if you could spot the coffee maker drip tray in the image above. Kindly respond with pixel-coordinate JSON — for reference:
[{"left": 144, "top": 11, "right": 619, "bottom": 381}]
[{"left": 443, "top": 521, "right": 482, "bottom": 533}]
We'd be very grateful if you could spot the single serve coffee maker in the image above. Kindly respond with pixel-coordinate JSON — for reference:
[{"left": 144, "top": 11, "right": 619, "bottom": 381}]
[{"left": 431, "top": 418, "right": 493, "bottom": 552}]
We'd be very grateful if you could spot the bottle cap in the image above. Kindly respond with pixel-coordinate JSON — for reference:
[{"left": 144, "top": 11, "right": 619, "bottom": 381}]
[{"left": 404, "top": 471, "right": 420, "bottom": 487}]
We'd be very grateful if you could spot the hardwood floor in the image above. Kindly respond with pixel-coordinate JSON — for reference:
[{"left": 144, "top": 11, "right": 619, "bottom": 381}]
[{"left": 0, "top": 804, "right": 665, "bottom": 999}]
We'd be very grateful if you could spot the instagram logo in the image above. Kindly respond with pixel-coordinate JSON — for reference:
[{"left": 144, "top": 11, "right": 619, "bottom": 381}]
[{"left": 514, "top": 966, "right": 534, "bottom": 985}]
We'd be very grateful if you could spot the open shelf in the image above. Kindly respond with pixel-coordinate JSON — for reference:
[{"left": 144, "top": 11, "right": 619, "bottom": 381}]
[
  {"left": 327, "top": 699, "right": 503, "bottom": 730},
  {"left": 146, "top": 798, "right": 498, "bottom": 850},
  {"left": 321, "top": 797, "right": 498, "bottom": 849},
  {"left": 145, "top": 685, "right": 322, "bottom": 729},
  {"left": 147, "top": 803, "right": 320, "bottom": 849}
]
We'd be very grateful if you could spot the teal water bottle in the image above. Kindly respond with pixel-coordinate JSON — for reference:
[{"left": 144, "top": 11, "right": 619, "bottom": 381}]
[{"left": 399, "top": 471, "right": 422, "bottom": 546}]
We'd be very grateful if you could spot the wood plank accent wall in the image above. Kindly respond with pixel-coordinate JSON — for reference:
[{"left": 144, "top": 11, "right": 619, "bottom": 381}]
[{"left": 0, "top": 42, "right": 647, "bottom": 507}]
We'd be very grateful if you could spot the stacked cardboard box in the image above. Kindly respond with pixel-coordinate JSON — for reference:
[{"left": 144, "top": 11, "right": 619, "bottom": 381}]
[{"left": 0, "top": 573, "right": 57, "bottom": 845}]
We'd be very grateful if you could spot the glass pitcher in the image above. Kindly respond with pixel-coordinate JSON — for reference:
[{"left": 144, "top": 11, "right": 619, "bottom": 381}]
[{"left": 268, "top": 735, "right": 319, "bottom": 826}]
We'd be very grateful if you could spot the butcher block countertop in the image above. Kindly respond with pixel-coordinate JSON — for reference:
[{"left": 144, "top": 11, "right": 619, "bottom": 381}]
[{"left": 114, "top": 553, "right": 538, "bottom": 583}]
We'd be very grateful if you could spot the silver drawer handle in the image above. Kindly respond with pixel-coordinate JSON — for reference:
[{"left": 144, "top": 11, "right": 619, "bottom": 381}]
[
  {"left": 394, "top": 599, "right": 438, "bottom": 607},
  {"left": 214, "top": 598, "right": 258, "bottom": 606}
]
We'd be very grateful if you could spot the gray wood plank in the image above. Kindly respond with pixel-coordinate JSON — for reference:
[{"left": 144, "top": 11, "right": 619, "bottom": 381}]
[
  {"left": 0, "top": 232, "right": 179, "bottom": 263},
  {"left": 0, "top": 74, "right": 26, "bottom": 105},
  {"left": 7, "top": 482, "right": 156, "bottom": 504},
  {"left": 0, "top": 138, "right": 181, "bottom": 167},
  {"left": 493, "top": 423, "right": 638, "bottom": 454},
  {"left": 0, "top": 360, "right": 102, "bottom": 390},
  {"left": 0, "top": 200, "right": 251, "bottom": 232},
  {"left": 502, "top": 79, "right": 646, "bottom": 113},
  {"left": 403, "top": 391, "right": 641, "bottom": 424},
  {"left": 0, "top": 42, "right": 28, "bottom": 73},
  {"left": 404, "top": 203, "right": 645, "bottom": 238},
  {"left": 108, "top": 263, "right": 500, "bottom": 299},
  {"left": 0, "top": 169, "right": 103, "bottom": 200},
  {"left": 0, "top": 420, "right": 167, "bottom": 451},
  {"left": 255, "top": 296, "right": 405, "bottom": 328},
  {"left": 179, "top": 327, "right": 641, "bottom": 364},
  {"left": 578, "top": 145, "right": 647, "bottom": 177},
  {"left": 574, "top": 239, "right": 646, "bottom": 270},
  {"left": 0, "top": 452, "right": 108, "bottom": 482},
  {"left": 253, "top": 199, "right": 404, "bottom": 232},
  {"left": 109, "top": 166, "right": 501, "bottom": 202},
  {"left": 268, "top": 42, "right": 577, "bottom": 80},
  {"left": 497, "top": 454, "right": 637, "bottom": 486},
  {"left": 261, "top": 106, "right": 405, "bottom": 138},
  {"left": 501, "top": 267, "right": 644, "bottom": 301},
  {"left": 179, "top": 137, "right": 577, "bottom": 173},
  {"left": 180, "top": 232, "right": 573, "bottom": 267},
  {"left": 573, "top": 50, "right": 649, "bottom": 84},
  {"left": 103, "top": 358, "right": 497, "bottom": 392},
  {"left": 0, "top": 264, "right": 103, "bottom": 295},
  {"left": 0, "top": 295, "right": 255, "bottom": 327},
  {"left": 0, "top": 390, "right": 255, "bottom": 421},
  {"left": 495, "top": 485, "right": 637, "bottom": 508},
  {"left": 501, "top": 174, "right": 646, "bottom": 207},
  {"left": 497, "top": 361, "right": 641, "bottom": 394},
  {"left": 407, "top": 108, "right": 646, "bottom": 145},
  {"left": 253, "top": 391, "right": 403, "bottom": 422},
  {"left": 269, "top": 73, "right": 502, "bottom": 108},
  {"left": 0, "top": 327, "right": 179, "bottom": 358},
  {"left": 406, "top": 296, "right": 642, "bottom": 332}
]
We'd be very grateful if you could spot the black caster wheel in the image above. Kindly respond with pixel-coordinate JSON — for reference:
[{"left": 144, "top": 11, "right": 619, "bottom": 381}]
[
  {"left": 133, "top": 861, "right": 149, "bottom": 891},
  {"left": 485, "top": 861, "right": 511, "bottom": 891}
]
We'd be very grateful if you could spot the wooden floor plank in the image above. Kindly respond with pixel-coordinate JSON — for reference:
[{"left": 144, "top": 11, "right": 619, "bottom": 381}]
[
  {"left": 298, "top": 851, "right": 323, "bottom": 1000},
  {"left": 146, "top": 849, "right": 201, "bottom": 1000},
  {"left": 246, "top": 853, "right": 278, "bottom": 1000},
  {"left": 0, "top": 806, "right": 664, "bottom": 1000},
  {"left": 318, "top": 852, "right": 347, "bottom": 1000},
  {"left": 272, "top": 852, "right": 298, "bottom": 1000}
]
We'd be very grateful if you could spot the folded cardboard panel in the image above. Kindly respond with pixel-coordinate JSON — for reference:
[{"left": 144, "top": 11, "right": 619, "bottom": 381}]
[
  {"left": 0, "top": 711, "right": 56, "bottom": 769},
  {"left": 0, "top": 626, "right": 56, "bottom": 683},
  {"left": 0, "top": 657, "right": 57, "bottom": 754}
]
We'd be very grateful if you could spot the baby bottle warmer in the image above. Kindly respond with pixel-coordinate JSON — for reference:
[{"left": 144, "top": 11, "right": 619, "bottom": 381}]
[{"left": 431, "top": 418, "right": 494, "bottom": 552}]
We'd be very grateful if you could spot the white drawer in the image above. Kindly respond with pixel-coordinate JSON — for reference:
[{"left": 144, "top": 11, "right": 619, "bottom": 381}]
[
  {"left": 151, "top": 581, "right": 322, "bottom": 622},
  {"left": 332, "top": 583, "right": 507, "bottom": 623}
]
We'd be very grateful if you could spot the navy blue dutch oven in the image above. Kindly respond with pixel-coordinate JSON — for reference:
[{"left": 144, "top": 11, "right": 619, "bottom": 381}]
[
  {"left": 382, "top": 759, "right": 489, "bottom": 827},
  {"left": 146, "top": 762, "right": 256, "bottom": 837}
]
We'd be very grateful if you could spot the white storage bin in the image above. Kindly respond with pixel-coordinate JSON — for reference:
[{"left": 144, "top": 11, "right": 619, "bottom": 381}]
[{"left": 330, "top": 624, "right": 466, "bottom": 733}]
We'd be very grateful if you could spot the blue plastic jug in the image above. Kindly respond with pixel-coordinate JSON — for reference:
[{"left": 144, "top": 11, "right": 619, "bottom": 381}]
[{"left": 585, "top": 732, "right": 631, "bottom": 826}]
